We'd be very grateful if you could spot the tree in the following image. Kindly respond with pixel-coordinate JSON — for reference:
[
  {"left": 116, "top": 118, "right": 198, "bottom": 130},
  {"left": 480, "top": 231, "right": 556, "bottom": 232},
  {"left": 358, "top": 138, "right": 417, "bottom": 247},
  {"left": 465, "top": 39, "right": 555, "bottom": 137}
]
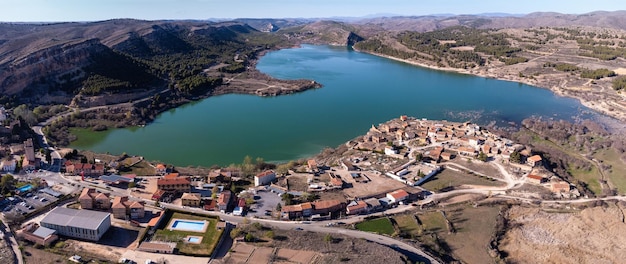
[
  {"left": 244, "top": 233, "right": 255, "bottom": 242},
  {"left": 230, "top": 182, "right": 237, "bottom": 193},
  {"left": 265, "top": 230, "right": 275, "bottom": 239},
  {"left": 211, "top": 185, "right": 219, "bottom": 199},
  {"left": 241, "top": 155, "right": 255, "bottom": 176},
  {"left": 510, "top": 151, "right": 522, "bottom": 164},
  {"left": 0, "top": 174, "right": 16, "bottom": 195},
  {"left": 414, "top": 152, "right": 423, "bottom": 161},
  {"left": 128, "top": 182, "right": 136, "bottom": 188},
  {"left": 276, "top": 163, "right": 291, "bottom": 176},
  {"left": 281, "top": 193, "right": 294, "bottom": 205},
  {"left": 12, "top": 104, "right": 37, "bottom": 126},
  {"left": 275, "top": 203, "right": 282, "bottom": 211},
  {"left": 230, "top": 228, "right": 242, "bottom": 239},
  {"left": 45, "top": 149, "right": 52, "bottom": 164},
  {"left": 477, "top": 151, "right": 488, "bottom": 162},
  {"left": 302, "top": 192, "right": 319, "bottom": 202}
]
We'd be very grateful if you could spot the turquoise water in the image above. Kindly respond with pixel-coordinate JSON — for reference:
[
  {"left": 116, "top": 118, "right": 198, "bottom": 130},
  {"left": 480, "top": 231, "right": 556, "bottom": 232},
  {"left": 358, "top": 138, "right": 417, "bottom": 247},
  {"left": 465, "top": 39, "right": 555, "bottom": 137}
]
[
  {"left": 17, "top": 184, "right": 32, "bottom": 192},
  {"left": 187, "top": 236, "right": 201, "bottom": 243},
  {"left": 70, "top": 45, "right": 595, "bottom": 166},
  {"left": 171, "top": 220, "right": 206, "bottom": 232}
]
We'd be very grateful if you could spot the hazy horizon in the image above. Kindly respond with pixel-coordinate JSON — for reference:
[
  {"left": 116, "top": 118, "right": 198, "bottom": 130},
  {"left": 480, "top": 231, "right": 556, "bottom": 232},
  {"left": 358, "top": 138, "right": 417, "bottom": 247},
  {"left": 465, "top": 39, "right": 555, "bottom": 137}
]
[{"left": 1, "top": 0, "right": 625, "bottom": 22}]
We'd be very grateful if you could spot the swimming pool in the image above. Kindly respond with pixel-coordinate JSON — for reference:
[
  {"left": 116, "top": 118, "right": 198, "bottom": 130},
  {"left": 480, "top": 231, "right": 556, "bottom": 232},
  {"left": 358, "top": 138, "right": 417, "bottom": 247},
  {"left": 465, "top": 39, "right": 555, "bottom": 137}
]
[
  {"left": 168, "top": 219, "right": 208, "bottom": 232},
  {"left": 17, "top": 184, "right": 32, "bottom": 193},
  {"left": 185, "top": 236, "right": 203, "bottom": 244}
]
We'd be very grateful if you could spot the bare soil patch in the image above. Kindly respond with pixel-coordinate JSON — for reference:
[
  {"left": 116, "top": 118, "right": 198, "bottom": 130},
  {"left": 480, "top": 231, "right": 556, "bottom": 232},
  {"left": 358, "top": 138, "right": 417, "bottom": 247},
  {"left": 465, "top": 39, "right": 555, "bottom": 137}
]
[
  {"left": 23, "top": 247, "right": 65, "bottom": 264},
  {"left": 500, "top": 205, "right": 626, "bottom": 264}
]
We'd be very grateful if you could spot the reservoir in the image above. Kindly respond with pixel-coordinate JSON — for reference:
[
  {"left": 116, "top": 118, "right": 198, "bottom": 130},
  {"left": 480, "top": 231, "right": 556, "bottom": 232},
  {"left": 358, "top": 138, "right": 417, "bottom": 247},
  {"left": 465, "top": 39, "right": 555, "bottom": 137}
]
[{"left": 70, "top": 45, "right": 594, "bottom": 166}]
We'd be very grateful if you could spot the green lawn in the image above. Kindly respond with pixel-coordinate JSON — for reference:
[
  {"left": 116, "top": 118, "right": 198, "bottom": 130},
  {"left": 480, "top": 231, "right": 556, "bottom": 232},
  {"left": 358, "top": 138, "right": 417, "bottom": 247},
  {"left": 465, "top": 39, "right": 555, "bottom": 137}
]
[
  {"left": 355, "top": 217, "right": 395, "bottom": 235},
  {"left": 152, "top": 211, "right": 223, "bottom": 256},
  {"left": 567, "top": 165, "right": 602, "bottom": 195},
  {"left": 417, "top": 212, "right": 447, "bottom": 233}
]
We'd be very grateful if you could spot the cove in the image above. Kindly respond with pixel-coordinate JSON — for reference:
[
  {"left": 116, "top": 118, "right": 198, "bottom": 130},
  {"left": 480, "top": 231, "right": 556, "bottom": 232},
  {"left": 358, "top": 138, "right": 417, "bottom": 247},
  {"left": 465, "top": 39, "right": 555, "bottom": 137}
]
[{"left": 70, "top": 45, "right": 595, "bottom": 167}]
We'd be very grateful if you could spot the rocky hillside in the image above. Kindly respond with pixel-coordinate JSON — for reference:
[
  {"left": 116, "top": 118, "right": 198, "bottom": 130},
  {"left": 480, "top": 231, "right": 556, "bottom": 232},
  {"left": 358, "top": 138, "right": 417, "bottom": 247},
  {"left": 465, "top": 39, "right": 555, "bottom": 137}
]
[
  {"left": 0, "top": 19, "right": 290, "bottom": 106},
  {"left": 355, "top": 10, "right": 626, "bottom": 32}
]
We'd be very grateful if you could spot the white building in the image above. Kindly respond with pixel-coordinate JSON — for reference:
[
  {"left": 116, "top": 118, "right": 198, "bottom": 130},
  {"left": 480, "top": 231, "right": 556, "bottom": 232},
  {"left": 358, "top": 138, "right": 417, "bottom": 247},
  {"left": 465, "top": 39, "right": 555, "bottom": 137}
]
[
  {"left": 1, "top": 159, "right": 16, "bottom": 172},
  {"left": 384, "top": 147, "right": 399, "bottom": 155},
  {"left": 40, "top": 207, "right": 111, "bottom": 241},
  {"left": 254, "top": 170, "right": 276, "bottom": 186},
  {"left": 386, "top": 189, "right": 410, "bottom": 203}
]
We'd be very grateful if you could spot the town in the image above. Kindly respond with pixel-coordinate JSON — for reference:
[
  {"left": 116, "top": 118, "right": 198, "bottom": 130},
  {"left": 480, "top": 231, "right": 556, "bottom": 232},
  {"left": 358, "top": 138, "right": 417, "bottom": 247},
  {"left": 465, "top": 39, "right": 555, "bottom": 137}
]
[{"left": 0, "top": 112, "right": 587, "bottom": 264}]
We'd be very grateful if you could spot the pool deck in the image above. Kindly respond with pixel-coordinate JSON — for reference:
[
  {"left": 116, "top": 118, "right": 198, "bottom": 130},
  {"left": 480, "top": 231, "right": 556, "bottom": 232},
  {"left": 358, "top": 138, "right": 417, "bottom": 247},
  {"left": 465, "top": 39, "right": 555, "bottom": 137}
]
[{"left": 167, "top": 218, "right": 209, "bottom": 233}]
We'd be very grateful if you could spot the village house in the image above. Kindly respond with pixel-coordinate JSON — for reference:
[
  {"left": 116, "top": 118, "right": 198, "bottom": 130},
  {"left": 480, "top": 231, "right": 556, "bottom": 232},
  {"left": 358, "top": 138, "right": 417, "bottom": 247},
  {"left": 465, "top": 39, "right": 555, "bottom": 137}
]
[
  {"left": 217, "top": 190, "right": 232, "bottom": 212},
  {"left": 156, "top": 173, "right": 191, "bottom": 193},
  {"left": 440, "top": 152, "right": 453, "bottom": 161},
  {"left": 312, "top": 199, "right": 345, "bottom": 215},
  {"left": 457, "top": 147, "right": 477, "bottom": 157},
  {"left": 64, "top": 161, "right": 74, "bottom": 174},
  {"left": 1, "top": 158, "right": 16, "bottom": 172},
  {"left": 281, "top": 202, "right": 314, "bottom": 219},
  {"left": 346, "top": 200, "right": 368, "bottom": 215},
  {"left": 208, "top": 169, "right": 232, "bottom": 183},
  {"left": 527, "top": 155, "right": 543, "bottom": 167},
  {"left": 527, "top": 174, "right": 546, "bottom": 184},
  {"left": 341, "top": 160, "right": 360, "bottom": 171},
  {"left": 364, "top": 198, "right": 383, "bottom": 212},
  {"left": 151, "top": 189, "right": 167, "bottom": 201},
  {"left": 155, "top": 164, "right": 167, "bottom": 175},
  {"left": 329, "top": 177, "right": 344, "bottom": 189},
  {"left": 23, "top": 138, "right": 38, "bottom": 169},
  {"left": 181, "top": 192, "right": 202, "bottom": 207},
  {"left": 254, "top": 170, "right": 276, "bottom": 186},
  {"left": 111, "top": 196, "right": 145, "bottom": 219},
  {"left": 307, "top": 159, "right": 318, "bottom": 173},
  {"left": 79, "top": 188, "right": 111, "bottom": 210},
  {"left": 386, "top": 189, "right": 410, "bottom": 204},
  {"left": 17, "top": 223, "right": 58, "bottom": 246}
]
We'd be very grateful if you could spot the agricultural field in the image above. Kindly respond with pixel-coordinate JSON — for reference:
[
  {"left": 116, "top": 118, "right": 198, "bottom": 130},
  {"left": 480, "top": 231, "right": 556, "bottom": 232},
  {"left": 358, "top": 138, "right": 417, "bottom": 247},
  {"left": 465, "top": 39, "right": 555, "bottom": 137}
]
[
  {"left": 421, "top": 167, "right": 504, "bottom": 192},
  {"left": 393, "top": 205, "right": 502, "bottom": 263}
]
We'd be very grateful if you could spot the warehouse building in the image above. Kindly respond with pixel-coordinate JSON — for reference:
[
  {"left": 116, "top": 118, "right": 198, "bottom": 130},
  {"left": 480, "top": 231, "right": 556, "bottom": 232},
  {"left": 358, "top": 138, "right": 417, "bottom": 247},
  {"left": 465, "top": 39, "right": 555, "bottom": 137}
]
[{"left": 40, "top": 207, "right": 111, "bottom": 241}]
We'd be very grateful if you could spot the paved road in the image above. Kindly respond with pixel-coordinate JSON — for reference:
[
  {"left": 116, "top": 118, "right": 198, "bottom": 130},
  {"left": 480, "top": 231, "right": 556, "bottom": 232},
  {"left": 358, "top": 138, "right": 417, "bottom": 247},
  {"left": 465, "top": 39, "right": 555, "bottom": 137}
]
[{"left": 159, "top": 203, "right": 441, "bottom": 264}]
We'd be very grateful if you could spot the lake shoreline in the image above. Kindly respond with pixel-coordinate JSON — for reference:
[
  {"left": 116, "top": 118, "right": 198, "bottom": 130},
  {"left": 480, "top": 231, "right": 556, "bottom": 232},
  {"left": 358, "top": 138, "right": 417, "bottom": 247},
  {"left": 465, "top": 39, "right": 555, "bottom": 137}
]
[
  {"left": 352, "top": 47, "right": 626, "bottom": 125},
  {"left": 68, "top": 44, "right": 614, "bottom": 167}
]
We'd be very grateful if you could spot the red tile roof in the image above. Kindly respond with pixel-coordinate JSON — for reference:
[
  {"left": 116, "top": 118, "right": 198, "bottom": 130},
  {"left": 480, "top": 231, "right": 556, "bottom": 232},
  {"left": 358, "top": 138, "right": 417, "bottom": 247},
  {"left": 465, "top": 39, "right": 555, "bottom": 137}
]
[
  {"left": 157, "top": 177, "right": 190, "bottom": 185},
  {"left": 528, "top": 155, "right": 543, "bottom": 162},
  {"left": 256, "top": 170, "right": 275, "bottom": 178},
  {"left": 388, "top": 189, "right": 409, "bottom": 200}
]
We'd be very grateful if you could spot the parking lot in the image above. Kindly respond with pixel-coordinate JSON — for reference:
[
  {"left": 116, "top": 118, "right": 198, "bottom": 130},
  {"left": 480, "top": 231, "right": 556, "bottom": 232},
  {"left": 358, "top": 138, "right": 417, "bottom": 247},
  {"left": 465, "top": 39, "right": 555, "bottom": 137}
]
[
  {"left": 2, "top": 189, "right": 60, "bottom": 219},
  {"left": 249, "top": 189, "right": 281, "bottom": 218}
]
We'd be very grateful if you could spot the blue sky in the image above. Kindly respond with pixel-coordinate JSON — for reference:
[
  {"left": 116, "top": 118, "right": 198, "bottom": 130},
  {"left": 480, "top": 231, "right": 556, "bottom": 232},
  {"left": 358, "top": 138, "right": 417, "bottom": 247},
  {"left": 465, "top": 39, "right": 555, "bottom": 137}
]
[{"left": 1, "top": 0, "right": 625, "bottom": 22}]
